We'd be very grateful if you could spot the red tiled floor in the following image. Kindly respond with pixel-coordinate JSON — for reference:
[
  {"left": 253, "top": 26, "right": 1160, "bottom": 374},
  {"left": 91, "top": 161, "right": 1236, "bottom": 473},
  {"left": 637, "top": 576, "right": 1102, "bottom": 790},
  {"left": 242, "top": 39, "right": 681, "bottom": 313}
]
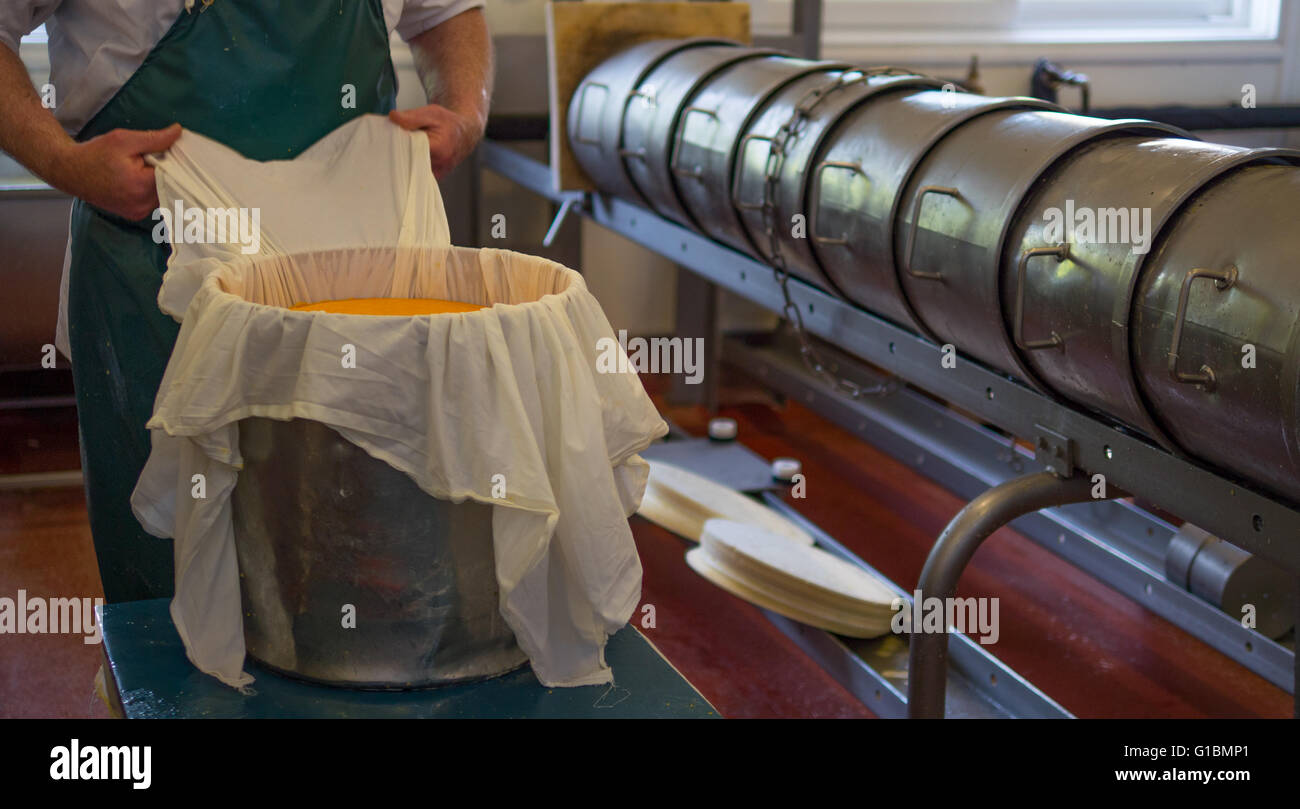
[{"left": 0, "top": 402, "right": 109, "bottom": 718}]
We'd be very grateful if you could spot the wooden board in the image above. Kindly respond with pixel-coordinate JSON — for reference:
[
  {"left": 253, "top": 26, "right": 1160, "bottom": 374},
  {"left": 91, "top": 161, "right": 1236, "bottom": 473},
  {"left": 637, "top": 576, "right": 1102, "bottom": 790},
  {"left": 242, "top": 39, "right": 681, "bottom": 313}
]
[{"left": 545, "top": 1, "right": 752, "bottom": 192}]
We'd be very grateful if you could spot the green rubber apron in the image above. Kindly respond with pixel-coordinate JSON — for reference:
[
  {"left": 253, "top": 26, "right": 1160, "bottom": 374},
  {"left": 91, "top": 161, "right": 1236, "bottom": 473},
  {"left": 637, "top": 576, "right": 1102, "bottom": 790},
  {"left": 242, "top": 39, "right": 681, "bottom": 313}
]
[{"left": 68, "top": 0, "right": 397, "bottom": 602}]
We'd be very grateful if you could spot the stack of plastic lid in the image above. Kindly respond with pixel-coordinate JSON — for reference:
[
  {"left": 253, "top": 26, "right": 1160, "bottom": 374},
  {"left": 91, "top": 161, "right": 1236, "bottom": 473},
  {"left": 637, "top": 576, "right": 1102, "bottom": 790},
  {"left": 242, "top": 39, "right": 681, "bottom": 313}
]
[
  {"left": 637, "top": 459, "right": 813, "bottom": 544},
  {"left": 688, "top": 519, "right": 896, "bottom": 638}
]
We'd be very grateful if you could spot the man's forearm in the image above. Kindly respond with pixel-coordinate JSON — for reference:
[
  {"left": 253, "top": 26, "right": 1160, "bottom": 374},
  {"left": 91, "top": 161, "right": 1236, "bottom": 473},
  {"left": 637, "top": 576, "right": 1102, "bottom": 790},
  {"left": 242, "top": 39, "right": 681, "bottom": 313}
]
[
  {"left": 0, "top": 44, "right": 78, "bottom": 191},
  {"left": 407, "top": 8, "right": 493, "bottom": 132}
]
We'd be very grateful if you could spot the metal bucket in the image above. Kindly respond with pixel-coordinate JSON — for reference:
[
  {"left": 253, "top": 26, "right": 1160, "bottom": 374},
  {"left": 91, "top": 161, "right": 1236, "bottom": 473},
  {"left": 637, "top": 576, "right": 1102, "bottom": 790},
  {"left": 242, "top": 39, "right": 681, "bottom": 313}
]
[
  {"left": 672, "top": 55, "right": 848, "bottom": 253},
  {"left": 809, "top": 90, "right": 1058, "bottom": 335},
  {"left": 1001, "top": 136, "right": 1281, "bottom": 445},
  {"left": 731, "top": 69, "right": 935, "bottom": 290},
  {"left": 567, "top": 38, "right": 731, "bottom": 205},
  {"left": 1132, "top": 159, "right": 1300, "bottom": 505},
  {"left": 621, "top": 44, "right": 775, "bottom": 227},
  {"left": 231, "top": 417, "right": 528, "bottom": 688},
  {"left": 895, "top": 109, "right": 1181, "bottom": 388}
]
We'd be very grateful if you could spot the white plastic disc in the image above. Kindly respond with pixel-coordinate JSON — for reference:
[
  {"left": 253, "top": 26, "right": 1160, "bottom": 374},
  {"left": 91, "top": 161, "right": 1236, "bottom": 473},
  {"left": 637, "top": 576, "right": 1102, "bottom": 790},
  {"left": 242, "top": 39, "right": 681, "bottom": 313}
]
[
  {"left": 636, "top": 460, "right": 814, "bottom": 545},
  {"left": 700, "top": 519, "right": 897, "bottom": 613},
  {"left": 685, "top": 547, "right": 892, "bottom": 638}
]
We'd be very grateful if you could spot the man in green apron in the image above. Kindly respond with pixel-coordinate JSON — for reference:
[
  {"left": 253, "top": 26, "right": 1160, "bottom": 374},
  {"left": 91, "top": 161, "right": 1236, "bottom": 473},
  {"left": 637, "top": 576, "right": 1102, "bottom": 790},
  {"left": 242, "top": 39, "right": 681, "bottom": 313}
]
[{"left": 0, "top": 0, "right": 492, "bottom": 602}]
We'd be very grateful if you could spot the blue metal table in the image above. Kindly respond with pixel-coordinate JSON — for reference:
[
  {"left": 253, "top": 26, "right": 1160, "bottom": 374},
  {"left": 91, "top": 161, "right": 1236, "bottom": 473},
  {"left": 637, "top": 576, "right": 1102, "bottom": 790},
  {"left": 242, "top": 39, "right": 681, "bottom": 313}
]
[{"left": 100, "top": 599, "right": 717, "bottom": 718}]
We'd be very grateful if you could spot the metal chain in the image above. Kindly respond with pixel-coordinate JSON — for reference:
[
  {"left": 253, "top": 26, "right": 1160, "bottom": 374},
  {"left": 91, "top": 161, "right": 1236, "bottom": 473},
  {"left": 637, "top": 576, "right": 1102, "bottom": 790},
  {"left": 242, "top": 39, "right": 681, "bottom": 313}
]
[{"left": 753, "top": 67, "right": 907, "bottom": 399}]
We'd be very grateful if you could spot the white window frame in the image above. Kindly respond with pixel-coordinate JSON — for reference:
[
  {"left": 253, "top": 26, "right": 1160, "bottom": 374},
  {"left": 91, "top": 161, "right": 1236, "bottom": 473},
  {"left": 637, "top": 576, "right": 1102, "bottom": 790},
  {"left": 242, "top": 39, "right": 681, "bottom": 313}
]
[{"left": 751, "top": 0, "right": 1287, "bottom": 64}]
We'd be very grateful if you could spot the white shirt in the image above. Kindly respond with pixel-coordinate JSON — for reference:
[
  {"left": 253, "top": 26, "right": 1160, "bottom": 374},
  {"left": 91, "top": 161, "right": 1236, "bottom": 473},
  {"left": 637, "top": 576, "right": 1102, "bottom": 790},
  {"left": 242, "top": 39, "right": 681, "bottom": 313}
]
[{"left": 0, "top": 0, "right": 484, "bottom": 134}]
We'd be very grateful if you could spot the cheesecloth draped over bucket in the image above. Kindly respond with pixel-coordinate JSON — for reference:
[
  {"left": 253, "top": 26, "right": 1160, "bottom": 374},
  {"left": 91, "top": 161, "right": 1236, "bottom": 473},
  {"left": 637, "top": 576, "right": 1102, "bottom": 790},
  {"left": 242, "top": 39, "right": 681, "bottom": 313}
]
[{"left": 130, "top": 115, "right": 668, "bottom": 689}]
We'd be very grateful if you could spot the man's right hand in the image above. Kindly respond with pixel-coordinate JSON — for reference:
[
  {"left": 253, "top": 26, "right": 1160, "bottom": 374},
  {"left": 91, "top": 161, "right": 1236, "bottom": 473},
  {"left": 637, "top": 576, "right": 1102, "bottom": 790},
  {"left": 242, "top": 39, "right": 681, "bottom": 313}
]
[
  {"left": 51, "top": 124, "right": 182, "bottom": 221},
  {"left": 0, "top": 45, "right": 182, "bottom": 221}
]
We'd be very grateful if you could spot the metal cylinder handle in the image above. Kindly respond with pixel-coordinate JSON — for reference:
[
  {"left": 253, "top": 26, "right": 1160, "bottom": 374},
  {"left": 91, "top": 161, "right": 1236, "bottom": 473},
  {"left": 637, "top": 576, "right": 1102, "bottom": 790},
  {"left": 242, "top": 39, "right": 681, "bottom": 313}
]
[
  {"left": 902, "top": 185, "right": 965, "bottom": 281},
  {"left": 732, "top": 133, "right": 775, "bottom": 211},
  {"left": 810, "top": 161, "right": 869, "bottom": 246},
  {"left": 1013, "top": 244, "right": 1071, "bottom": 351},
  {"left": 628, "top": 86, "right": 657, "bottom": 107},
  {"left": 1168, "top": 264, "right": 1238, "bottom": 391},
  {"left": 571, "top": 81, "right": 610, "bottom": 147},
  {"left": 669, "top": 107, "right": 720, "bottom": 179},
  {"left": 616, "top": 87, "right": 658, "bottom": 162},
  {"left": 833, "top": 69, "right": 869, "bottom": 90}
]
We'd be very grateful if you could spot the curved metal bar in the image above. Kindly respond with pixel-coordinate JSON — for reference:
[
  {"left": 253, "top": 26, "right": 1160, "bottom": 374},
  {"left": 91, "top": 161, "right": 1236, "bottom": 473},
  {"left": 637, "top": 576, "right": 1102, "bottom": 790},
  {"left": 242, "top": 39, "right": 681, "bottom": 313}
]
[{"left": 907, "top": 470, "right": 1122, "bottom": 718}]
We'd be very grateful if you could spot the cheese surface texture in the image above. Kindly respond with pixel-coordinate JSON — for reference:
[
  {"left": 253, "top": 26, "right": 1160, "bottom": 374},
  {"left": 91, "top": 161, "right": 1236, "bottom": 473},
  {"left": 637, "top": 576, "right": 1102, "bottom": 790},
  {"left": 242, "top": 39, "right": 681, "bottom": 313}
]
[{"left": 291, "top": 297, "right": 484, "bottom": 316}]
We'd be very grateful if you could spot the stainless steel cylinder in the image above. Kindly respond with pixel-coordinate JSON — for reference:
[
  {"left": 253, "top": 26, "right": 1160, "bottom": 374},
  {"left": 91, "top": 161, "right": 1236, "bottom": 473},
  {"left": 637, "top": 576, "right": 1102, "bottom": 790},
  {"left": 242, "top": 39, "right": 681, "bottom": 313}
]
[
  {"left": 231, "top": 417, "right": 527, "bottom": 688},
  {"left": 672, "top": 55, "right": 848, "bottom": 253},
  {"left": 765, "top": 72, "right": 945, "bottom": 295},
  {"left": 809, "top": 90, "right": 1059, "bottom": 336},
  {"left": 732, "top": 69, "right": 937, "bottom": 291},
  {"left": 998, "top": 134, "right": 1282, "bottom": 446},
  {"left": 621, "top": 44, "right": 775, "bottom": 227},
  {"left": 1132, "top": 158, "right": 1300, "bottom": 506},
  {"left": 896, "top": 110, "right": 1180, "bottom": 388},
  {"left": 568, "top": 38, "right": 731, "bottom": 206}
]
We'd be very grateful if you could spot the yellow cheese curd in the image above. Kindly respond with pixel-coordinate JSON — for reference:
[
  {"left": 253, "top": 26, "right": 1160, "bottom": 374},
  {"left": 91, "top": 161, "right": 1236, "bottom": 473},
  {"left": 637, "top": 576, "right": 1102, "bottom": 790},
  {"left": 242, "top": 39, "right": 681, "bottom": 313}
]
[{"left": 290, "top": 298, "right": 485, "bottom": 316}]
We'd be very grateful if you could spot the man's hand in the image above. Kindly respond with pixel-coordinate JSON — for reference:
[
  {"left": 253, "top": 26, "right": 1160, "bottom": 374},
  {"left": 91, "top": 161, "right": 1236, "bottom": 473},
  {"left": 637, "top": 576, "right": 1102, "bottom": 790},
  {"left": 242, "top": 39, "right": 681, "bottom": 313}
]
[
  {"left": 52, "top": 124, "right": 182, "bottom": 220},
  {"left": 401, "top": 8, "right": 492, "bottom": 179},
  {"left": 0, "top": 42, "right": 180, "bottom": 219},
  {"left": 388, "top": 105, "right": 483, "bottom": 178}
]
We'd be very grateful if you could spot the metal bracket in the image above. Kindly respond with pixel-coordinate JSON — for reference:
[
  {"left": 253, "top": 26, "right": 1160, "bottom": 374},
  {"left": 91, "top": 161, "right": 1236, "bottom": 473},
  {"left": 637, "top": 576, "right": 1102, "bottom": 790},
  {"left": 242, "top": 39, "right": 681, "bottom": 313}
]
[
  {"left": 542, "top": 196, "right": 582, "bottom": 248},
  {"left": 1033, "top": 425, "right": 1075, "bottom": 477}
]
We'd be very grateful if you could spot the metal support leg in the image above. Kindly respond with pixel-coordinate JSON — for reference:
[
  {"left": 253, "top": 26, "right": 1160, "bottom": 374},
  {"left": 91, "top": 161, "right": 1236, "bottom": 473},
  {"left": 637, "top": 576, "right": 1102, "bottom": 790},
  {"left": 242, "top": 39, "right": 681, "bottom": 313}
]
[
  {"left": 907, "top": 471, "right": 1120, "bottom": 718},
  {"left": 670, "top": 269, "right": 721, "bottom": 411},
  {"left": 791, "top": 0, "right": 823, "bottom": 59}
]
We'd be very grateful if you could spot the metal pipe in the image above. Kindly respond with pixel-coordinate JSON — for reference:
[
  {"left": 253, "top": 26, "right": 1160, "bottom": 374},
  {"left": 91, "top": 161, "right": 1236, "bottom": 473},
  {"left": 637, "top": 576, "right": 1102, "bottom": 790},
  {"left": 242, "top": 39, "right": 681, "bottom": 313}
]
[{"left": 907, "top": 471, "right": 1121, "bottom": 718}]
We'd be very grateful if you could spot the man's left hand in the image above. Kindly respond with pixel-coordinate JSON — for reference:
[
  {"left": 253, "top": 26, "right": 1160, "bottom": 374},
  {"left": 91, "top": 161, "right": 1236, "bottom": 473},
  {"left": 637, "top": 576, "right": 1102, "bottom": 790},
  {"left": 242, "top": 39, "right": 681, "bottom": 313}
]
[{"left": 389, "top": 104, "right": 484, "bottom": 178}]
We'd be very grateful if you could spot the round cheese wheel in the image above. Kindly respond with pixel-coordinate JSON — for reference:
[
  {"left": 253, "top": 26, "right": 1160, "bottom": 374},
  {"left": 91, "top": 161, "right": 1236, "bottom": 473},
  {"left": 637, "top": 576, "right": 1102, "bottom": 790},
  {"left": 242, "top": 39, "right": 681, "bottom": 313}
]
[{"left": 290, "top": 297, "right": 484, "bottom": 316}]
